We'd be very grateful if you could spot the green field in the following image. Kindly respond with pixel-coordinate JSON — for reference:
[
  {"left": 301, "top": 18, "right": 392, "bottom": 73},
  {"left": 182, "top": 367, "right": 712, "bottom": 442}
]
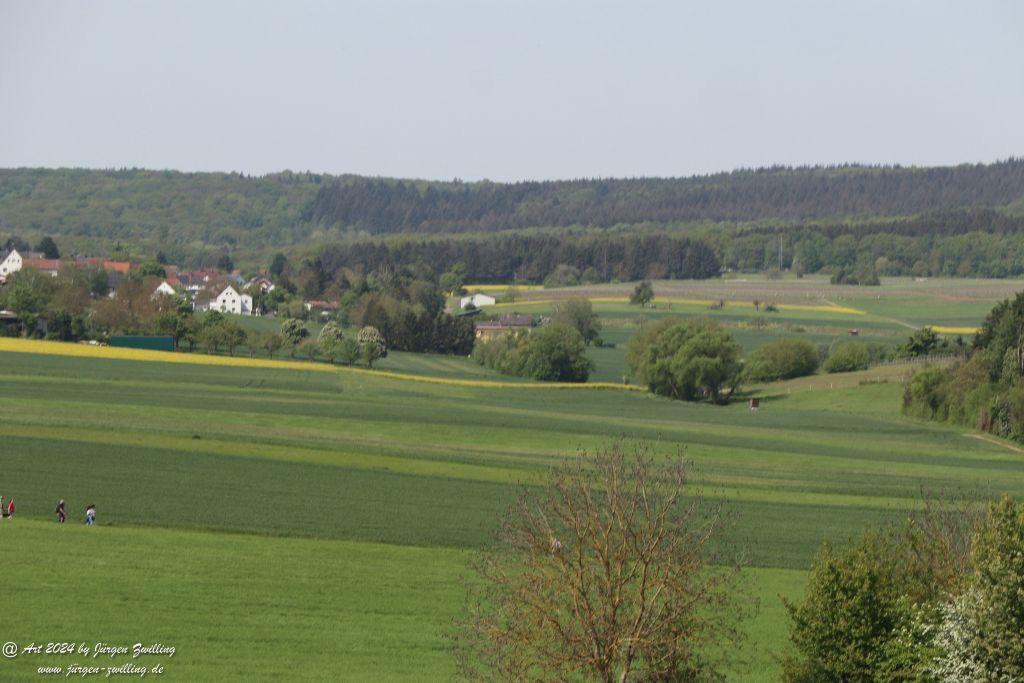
[
  {"left": 0, "top": 354, "right": 1020, "bottom": 677},
  {"left": 2, "top": 276, "right": 1022, "bottom": 680}
]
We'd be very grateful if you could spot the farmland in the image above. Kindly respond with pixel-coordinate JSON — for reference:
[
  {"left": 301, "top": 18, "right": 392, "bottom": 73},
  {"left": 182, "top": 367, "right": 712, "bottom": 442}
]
[
  {"left": 1, "top": 277, "right": 1023, "bottom": 680},
  {"left": 465, "top": 275, "right": 1014, "bottom": 382}
]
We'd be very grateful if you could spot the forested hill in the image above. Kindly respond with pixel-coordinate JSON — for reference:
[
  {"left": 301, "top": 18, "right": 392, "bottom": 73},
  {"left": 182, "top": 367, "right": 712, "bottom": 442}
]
[
  {"left": 308, "top": 160, "right": 1024, "bottom": 233},
  {"left": 1, "top": 161, "right": 1023, "bottom": 261}
]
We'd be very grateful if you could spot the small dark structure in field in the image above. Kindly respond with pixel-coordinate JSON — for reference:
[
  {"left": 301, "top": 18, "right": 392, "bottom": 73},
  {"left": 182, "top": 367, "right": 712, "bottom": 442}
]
[{"left": 748, "top": 398, "right": 760, "bottom": 410}]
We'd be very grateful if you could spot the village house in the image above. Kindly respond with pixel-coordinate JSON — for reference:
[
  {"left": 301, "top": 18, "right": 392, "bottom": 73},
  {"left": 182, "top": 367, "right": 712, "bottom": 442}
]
[
  {"left": 303, "top": 300, "right": 339, "bottom": 317},
  {"left": 153, "top": 280, "right": 178, "bottom": 297},
  {"left": 246, "top": 276, "right": 276, "bottom": 294},
  {"left": 23, "top": 258, "right": 63, "bottom": 277},
  {"left": 460, "top": 293, "right": 496, "bottom": 309},
  {"left": 474, "top": 314, "right": 535, "bottom": 340},
  {"left": 198, "top": 285, "right": 254, "bottom": 316},
  {"left": 0, "top": 249, "right": 24, "bottom": 277}
]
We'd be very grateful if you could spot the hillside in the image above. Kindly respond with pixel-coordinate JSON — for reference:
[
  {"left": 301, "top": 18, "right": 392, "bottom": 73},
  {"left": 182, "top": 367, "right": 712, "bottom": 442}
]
[{"left": 2, "top": 161, "right": 1024, "bottom": 268}]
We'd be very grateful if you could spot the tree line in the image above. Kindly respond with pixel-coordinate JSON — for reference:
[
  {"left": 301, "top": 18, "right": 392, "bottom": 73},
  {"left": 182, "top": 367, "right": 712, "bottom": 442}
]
[
  {"left": 905, "top": 290, "right": 1024, "bottom": 441},
  {"left": 300, "top": 234, "right": 720, "bottom": 295}
]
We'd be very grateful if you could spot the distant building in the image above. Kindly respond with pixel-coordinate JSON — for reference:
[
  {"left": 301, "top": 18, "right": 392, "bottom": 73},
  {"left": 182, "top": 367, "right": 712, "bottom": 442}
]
[
  {"left": 203, "top": 285, "right": 254, "bottom": 316},
  {"left": 460, "top": 293, "right": 496, "bottom": 309},
  {"left": 304, "top": 300, "right": 339, "bottom": 317},
  {"left": 21, "top": 258, "right": 63, "bottom": 277},
  {"left": 474, "top": 314, "right": 535, "bottom": 339},
  {"left": 0, "top": 249, "right": 23, "bottom": 278},
  {"left": 246, "top": 276, "right": 276, "bottom": 294},
  {"left": 153, "top": 280, "right": 178, "bottom": 297}
]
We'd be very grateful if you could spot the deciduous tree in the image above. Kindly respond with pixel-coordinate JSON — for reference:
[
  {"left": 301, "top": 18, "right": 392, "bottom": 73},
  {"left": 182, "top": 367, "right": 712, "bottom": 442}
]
[{"left": 452, "top": 442, "right": 746, "bottom": 682}]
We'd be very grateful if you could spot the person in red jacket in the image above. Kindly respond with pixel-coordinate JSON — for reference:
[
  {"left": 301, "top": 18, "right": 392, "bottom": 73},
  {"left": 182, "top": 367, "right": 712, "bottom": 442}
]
[{"left": 6, "top": 498, "right": 14, "bottom": 519}]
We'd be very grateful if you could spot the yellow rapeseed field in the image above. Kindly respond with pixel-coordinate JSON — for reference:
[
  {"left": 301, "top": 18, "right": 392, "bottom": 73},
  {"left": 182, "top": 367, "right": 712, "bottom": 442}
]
[
  {"left": 489, "top": 297, "right": 866, "bottom": 315},
  {"left": 0, "top": 337, "right": 338, "bottom": 373},
  {"left": 463, "top": 283, "right": 545, "bottom": 293},
  {"left": 0, "top": 338, "right": 642, "bottom": 391},
  {"left": 930, "top": 325, "right": 980, "bottom": 335}
]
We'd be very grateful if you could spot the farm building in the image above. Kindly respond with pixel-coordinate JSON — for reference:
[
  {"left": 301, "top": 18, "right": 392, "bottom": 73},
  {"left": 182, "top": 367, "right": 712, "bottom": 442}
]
[
  {"left": 460, "top": 293, "right": 496, "bottom": 309},
  {"left": 474, "top": 314, "right": 535, "bottom": 339}
]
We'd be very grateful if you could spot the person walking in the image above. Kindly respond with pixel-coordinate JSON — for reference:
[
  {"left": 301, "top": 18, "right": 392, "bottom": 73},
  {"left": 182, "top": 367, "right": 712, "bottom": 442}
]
[
  {"left": 55, "top": 499, "right": 66, "bottom": 524},
  {"left": 6, "top": 498, "right": 14, "bottom": 519},
  {"left": 85, "top": 504, "right": 96, "bottom": 526}
]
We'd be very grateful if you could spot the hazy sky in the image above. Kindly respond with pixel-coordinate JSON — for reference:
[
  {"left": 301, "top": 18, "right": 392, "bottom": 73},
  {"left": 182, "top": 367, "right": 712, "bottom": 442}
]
[{"left": 1, "top": 0, "right": 1022, "bottom": 181}]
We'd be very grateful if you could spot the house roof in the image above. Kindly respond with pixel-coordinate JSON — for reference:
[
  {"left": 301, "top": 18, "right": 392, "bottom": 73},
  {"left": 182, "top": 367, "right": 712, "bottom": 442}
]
[
  {"left": 22, "top": 258, "right": 63, "bottom": 271},
  {"left": 102, "top": 260, "right": 132, "bottom": 274},
  {"left": 498, "top": 314, "right": 534, "bottom": 327},
  {"left": 305, "top": 300, "right": 339, "bottom": 309}
]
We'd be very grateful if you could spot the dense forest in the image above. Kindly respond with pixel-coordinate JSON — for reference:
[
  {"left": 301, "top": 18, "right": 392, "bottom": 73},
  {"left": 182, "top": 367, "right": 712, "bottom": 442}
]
[
  {"left": 2, "top": 162, "right": 1024, "bottom": 279},
  {"left": 307, "top": 161, "right": 1024, "bottom": 233}
]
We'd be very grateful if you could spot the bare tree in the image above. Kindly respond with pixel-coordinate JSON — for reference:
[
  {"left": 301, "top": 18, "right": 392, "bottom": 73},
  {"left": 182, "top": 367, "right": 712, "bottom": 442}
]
[{"left": 452, "top": 442, "right": 748, "bottom": 682}]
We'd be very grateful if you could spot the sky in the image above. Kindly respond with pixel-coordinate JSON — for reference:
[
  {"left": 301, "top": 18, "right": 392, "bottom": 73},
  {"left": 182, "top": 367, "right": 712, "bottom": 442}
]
[{"left": 1, "top": 0, "right": 1022, "bottom": 181}]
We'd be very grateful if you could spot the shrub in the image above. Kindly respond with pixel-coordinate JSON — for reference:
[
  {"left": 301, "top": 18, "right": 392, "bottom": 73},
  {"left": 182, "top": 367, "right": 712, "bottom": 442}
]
[
  {"left": 744, "top": 339, "right": 819, "bottom": 382},
  {"left": 823, "top": 342, "right": 872, "bottom": 373},
  {"left": 473, "top": 324, "right": 593, "bottom": 382},
  {"left": 781, "top": 530, "right": 937, "bottom": 682},
  {"left": 543, "top": 264, "right": 580, "bottom": 288}
]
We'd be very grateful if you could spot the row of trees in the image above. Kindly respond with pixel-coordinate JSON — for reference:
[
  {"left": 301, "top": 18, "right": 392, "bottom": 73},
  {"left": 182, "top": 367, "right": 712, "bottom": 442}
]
[
  {"left": 905, "top": 291, "right": 1024, "bottom": 441},
  {"left": 711, "top": 215, "right": 1024, "bottom": 278},
  {"left": 302, "top": 234, "right": 720, "bottom": 298},
  {"left": 623, "top": 319, "right": 958, "bottom": 401}
]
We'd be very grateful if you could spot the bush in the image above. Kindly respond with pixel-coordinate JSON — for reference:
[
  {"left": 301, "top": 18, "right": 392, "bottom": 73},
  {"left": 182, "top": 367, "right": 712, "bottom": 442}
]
[
  {"left": 543, "top": 264, "right": 580, "bottom": 288},
  {"left": 473, "top": 323, "right": 593, "bottom": 382},
  {"left": 823, "top": 342, "right": 872, "bottom": 373},
  {"left": 783, "top": 495, "right": 978, "bottom": 681},
  {"left": 781, "top": 529, "right": 936, "bottom": 682},
  {"left": 627, "top": 318, "right": 741, "bottom": 402},
  {"left": 893, "top": 327, "right": 954, "bottom": 360},
  {"left": 957, "top": 496, "right": 1024, "bottom": 678},
  {"left": 902, "top": 366, "right": 948, "bottom": 419},
  {"left": 744, "top": 339, "right": 819, "bottom": 382}
]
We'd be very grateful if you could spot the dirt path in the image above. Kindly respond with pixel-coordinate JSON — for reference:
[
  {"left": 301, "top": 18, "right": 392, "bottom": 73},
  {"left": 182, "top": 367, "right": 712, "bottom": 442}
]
[{"left": 966, "top": 432, "right": 1024, "bottom": 454}]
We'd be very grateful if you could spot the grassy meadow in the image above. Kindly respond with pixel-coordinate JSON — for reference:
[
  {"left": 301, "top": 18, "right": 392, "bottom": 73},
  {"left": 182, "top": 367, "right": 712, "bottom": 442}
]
[{"left": 2, "top": 276, "right": 1023, "bottom": 680}]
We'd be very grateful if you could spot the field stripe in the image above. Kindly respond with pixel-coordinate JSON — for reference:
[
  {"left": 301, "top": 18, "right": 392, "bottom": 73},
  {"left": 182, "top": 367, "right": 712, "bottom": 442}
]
[
  {"left": 489, "top": 297, "right": 866, "bottom": 315},
  {"left": 0, "top": 338, "right": 642, "bottom": 391}
]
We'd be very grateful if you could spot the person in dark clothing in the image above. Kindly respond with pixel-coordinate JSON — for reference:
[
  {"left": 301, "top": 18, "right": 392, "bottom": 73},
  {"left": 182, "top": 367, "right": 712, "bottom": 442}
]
[{"left": 55, "top": 499, "right": 66, "bottom": 523}]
